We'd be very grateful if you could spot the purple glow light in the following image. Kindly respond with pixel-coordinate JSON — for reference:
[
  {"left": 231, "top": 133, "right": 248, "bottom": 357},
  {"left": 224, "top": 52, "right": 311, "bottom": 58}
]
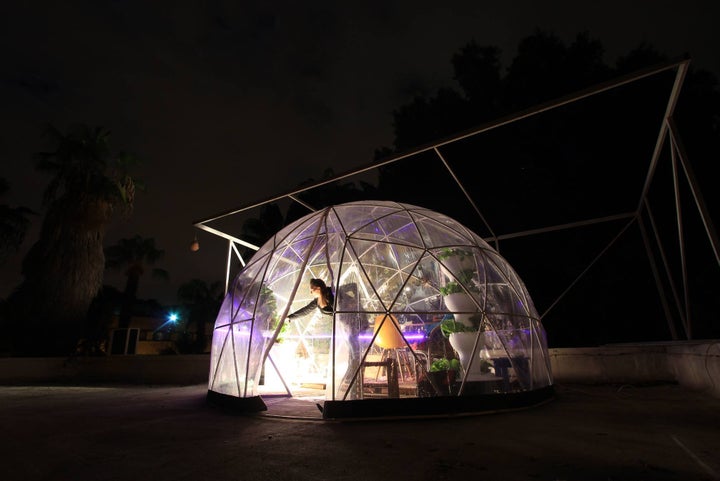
[
  {"left": 261, "top": 332, "right": 333, "bottom": 339},
  {"left": 358, "top": 332, "right": 426, "bottom": 341}
]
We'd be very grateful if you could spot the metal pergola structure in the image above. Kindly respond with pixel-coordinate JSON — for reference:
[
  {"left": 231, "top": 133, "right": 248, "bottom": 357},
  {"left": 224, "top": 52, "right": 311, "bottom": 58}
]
[{"left": 194, "top": 57, "right": 719, "bottom": 341}]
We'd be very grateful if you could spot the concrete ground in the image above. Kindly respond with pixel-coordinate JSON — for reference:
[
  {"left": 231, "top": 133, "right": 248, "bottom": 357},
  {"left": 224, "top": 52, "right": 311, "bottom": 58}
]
[{"left": 2, "top": 382, "right": 719, "bottom": 481}]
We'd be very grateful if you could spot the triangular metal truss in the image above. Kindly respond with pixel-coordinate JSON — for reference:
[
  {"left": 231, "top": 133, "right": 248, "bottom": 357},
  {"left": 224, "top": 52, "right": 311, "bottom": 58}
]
[{"left": 194, "top": 57, "right": 719, "bottom": 341}]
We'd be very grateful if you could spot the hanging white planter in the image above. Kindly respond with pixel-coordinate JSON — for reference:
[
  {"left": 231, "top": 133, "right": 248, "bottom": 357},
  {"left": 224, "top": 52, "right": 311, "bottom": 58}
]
[
  {"left": 443, "top": 292, "right": 479, "bottom": 328},
  {"left": 448, "top": 331, "right": 496, "bottom": 382},
  {"left": 438, "top": 248, "right": 475, "bottom": 276}
]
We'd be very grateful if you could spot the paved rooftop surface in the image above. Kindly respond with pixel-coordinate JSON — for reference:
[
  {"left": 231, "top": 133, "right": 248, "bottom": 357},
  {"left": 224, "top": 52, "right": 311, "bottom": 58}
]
[{"left": 2, "top": 382, "right": 719, "bottom": 481}]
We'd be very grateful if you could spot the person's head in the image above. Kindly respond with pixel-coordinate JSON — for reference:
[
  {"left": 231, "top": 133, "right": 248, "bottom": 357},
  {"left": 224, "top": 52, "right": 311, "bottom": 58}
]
[
  {"left": 309, "top": 278, "right": 330, "bottom": 301},
  {"left": 309, "top": 278, "right": 326, "bottom": 295}
]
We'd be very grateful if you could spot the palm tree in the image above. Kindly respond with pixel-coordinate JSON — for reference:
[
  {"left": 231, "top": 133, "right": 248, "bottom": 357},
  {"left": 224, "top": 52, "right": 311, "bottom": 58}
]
[
  {"left": 105, "top": 235, "right": 169, "bottom": 329},
  {"left": 6, "top": 124, "right": 141, "bottom": 356},
  {"left": 0, "top": 177, "right": 35, "bottom": 266},
  {"left": 176, "top": 279, "right": 223, "bottom": 353}
]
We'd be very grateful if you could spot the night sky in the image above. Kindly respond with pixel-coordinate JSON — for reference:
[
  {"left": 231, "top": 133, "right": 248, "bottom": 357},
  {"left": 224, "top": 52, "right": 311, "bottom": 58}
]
[{"left": 2, "top": 1, "right": 719, "bottom": 305}]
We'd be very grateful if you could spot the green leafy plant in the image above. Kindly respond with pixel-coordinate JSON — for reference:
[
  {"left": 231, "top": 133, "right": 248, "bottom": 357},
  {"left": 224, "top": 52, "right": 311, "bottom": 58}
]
[
  {"left": 437, "top": 248, "right": 480, "bottom": 295},
  {"left": 437, "top": 247, "right": 473, "bottom": 261},
  {"left": 478, "top": 359, "right": 494, "bottom": 373},
  {"left": 260, "top": 284, "right": 287, "bottom": 342},
  {"left": 440, "top": 314, "right": 485, "bottom": 337},
  {"left": 440, "top": 317, "right": 475, "bottom": 337},
  {"left": 430, "top": 357, "right": 461, "bottom": 372},
  {"left": 259, "top": 284, "right": 277, "bottom": 317},
  {"left": 439, "top": 280, "right": 462, "bottom": 296},
  {"left": 273, "top": 319, "right": 289, "bottom": 343}
]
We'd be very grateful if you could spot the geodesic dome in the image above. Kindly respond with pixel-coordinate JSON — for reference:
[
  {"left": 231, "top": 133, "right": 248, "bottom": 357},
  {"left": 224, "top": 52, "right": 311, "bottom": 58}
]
[{"left": 207, "top": 200, "right": 554, "bottom": 418}]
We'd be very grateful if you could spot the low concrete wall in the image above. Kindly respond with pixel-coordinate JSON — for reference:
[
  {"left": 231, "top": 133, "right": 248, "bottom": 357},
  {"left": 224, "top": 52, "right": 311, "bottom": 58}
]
[
  {"left": 548, "top": 340, "right": 720, "bottom": 399},
  {"left": 549, "top": 345, "right": 674, "bottom": 384},
  {"left": 667, "top": 342, "right": 720, "bottom": 396},
  {"left": 1, "top": 341, "right": 718, "bottom": 398},
  {"left": 0, "top": 355, "right": 211, "bottom": 386}
]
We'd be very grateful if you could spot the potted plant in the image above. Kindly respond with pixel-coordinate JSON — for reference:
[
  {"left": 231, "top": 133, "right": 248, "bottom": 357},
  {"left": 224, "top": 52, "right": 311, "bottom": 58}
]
[
  {"left": 430, "top": 357, "right": 461, "bottom": 373},
  {"left": 436, "top": 249, "right": 497, "bottom": 381},
  {"left": 437, "top": 247, "right": 476, "bottom": 280},
  {"left": 439, "top": 316, "right": 495, "bottom": 381},
  {"left": 426, "top": 357, "right": 461, "bottom": 395},
  {"left": 439, "top": 316, "right": 478, "bottom": 337},
  {"left": 437, "top": 248, "right": 482, "bottom": 328}
]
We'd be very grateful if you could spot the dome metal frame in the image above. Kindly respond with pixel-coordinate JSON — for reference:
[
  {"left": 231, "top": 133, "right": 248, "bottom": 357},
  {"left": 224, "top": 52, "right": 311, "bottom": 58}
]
[{"left": 194, "top": 58, "right": 719, "bottom": 419}]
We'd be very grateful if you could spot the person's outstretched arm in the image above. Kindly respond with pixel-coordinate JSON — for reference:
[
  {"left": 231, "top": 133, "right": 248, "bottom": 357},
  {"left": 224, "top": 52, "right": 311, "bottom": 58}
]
[{"left": 287, "top": 299, "right": 318, "bottom": 320}]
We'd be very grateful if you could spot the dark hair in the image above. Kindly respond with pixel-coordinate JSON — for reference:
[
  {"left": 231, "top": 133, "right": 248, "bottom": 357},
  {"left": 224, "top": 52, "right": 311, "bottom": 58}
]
[{"left": 310, "top": 278, "right": 333, "bottom": 305}]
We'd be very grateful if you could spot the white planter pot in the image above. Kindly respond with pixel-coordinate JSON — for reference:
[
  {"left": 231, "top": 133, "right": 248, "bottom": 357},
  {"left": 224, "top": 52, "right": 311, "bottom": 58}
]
[
  {"left": 448, "top": 331, "right": 496, "bottom": 382},
  {"left": 438, "top": 250, "right": 476, "bottom": 280},
  {"left": 443, "top": 292, "right": 480, "bottom": 328}
]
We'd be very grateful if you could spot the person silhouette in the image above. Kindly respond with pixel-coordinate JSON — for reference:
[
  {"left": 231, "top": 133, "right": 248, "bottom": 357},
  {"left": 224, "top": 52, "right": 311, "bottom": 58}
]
[{"left": 287, "top": 278, "right": 334, "bottom": 321}]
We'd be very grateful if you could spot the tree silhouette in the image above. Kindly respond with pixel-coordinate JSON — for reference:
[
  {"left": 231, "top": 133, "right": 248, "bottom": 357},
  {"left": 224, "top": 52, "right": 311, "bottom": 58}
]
[
  {"left": 105, "top": 235, "right": 168, "bottom": 329},
  {"left": 0, "top": 178, "right": 35, "bottom": 266},
  {"left": 235, "top": 169, "right": 380, "bottom": 261},
  {"left": 5, "top": 124, "right": 142, "bottom": 356},
  {"left": 212, "top": 30, "right": 719, "bottom": 347},
  {"left": 176, "top": 278, "right": 223, "bottom": 353},
  {"left": 372, "top": 30, "right": 719, "bottom": 346},
  {"left": 284, "top": 168, "right": 380, "bottom": 225}
]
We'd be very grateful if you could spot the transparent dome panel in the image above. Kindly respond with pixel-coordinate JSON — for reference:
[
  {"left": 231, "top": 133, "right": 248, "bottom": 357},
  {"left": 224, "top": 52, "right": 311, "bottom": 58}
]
[{"left": 208, "top": 201, "right": 552, "bottom": 405}]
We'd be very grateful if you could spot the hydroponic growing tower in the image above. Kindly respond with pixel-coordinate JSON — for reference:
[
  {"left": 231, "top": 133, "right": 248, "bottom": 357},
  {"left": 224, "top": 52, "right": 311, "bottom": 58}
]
[{"left": 207, "top": 201, "right": 553, "bottom": 418}]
